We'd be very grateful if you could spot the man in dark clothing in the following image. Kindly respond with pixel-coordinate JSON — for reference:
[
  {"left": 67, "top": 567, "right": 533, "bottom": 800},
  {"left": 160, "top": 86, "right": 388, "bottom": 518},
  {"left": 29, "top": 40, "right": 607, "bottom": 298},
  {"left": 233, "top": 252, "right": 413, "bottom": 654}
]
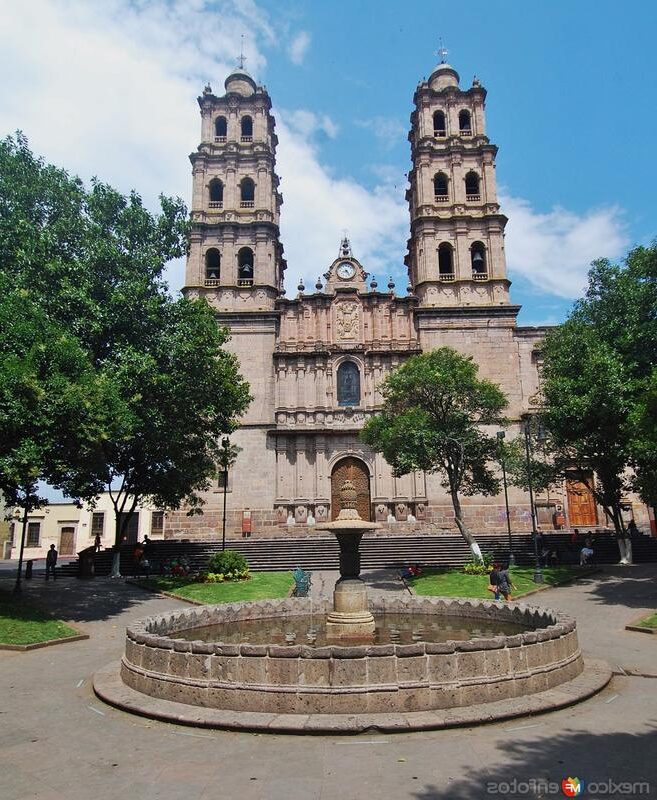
[{"left": 45, "top": 544, "right": 58, "bottom": 581}]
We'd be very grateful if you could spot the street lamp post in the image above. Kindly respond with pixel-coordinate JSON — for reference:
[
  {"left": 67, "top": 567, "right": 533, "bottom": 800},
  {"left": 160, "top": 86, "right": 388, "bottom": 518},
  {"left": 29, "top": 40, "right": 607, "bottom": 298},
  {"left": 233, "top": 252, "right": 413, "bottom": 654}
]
[
  {"left": 221, "top": 436, "right": 230, "bottom": 552},
  {"left": 523, "top": 419, "right": 544, "bottom": 583},
  {"left": 496, "top": 431, "right": 515, "bottom": 566}
]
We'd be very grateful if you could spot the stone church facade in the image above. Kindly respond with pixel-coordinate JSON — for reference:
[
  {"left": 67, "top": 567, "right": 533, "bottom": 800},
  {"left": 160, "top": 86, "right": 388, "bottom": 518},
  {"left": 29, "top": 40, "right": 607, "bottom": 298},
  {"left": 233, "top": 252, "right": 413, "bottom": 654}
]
[{"left": 168, "top": 58, "right": 638, "bottom": 539}]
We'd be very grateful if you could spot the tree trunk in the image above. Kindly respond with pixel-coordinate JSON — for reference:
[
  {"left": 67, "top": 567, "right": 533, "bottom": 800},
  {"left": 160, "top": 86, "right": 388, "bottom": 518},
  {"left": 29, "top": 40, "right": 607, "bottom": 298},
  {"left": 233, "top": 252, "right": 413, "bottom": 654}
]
[
  {"left": 610, "top": 503, "right": 633, "bottom": 565},
  {"left": 110, "top": 510, "right": 124, "bottom": 578},
  {"left": 450, "top": 489, "right": 482, "bottom": 562},
  {"left": 12, "top": 507, "right": 29, "bottom": 596}
]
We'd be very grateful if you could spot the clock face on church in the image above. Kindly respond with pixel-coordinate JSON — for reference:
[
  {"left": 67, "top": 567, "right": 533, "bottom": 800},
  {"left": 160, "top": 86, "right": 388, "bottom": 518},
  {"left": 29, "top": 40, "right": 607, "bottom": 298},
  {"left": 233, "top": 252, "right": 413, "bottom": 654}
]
[{"left": 336, "top": 261, "right": 356, "bottom": 280}]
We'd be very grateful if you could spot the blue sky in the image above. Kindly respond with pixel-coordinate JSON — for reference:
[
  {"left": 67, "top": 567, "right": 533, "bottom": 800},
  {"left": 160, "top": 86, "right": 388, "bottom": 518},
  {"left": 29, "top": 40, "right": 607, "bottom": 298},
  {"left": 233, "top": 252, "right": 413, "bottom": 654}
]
[{"left": 1, "top": 0, "right": 655, "bottom": 325}]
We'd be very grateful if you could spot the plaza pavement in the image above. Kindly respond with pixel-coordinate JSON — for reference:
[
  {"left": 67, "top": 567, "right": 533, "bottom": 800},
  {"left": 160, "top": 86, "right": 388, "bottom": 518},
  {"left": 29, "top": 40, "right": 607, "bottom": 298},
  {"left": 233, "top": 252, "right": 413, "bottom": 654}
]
[{"left": 0, "top": 565, "right": 656, "bottom": 800}]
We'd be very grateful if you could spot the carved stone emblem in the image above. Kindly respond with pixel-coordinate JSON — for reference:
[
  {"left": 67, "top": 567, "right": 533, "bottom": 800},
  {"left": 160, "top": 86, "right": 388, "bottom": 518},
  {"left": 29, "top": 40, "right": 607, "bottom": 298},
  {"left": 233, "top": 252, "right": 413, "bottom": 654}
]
[{"left": 336, "top": 302, "right": 360, "bottom": 340}]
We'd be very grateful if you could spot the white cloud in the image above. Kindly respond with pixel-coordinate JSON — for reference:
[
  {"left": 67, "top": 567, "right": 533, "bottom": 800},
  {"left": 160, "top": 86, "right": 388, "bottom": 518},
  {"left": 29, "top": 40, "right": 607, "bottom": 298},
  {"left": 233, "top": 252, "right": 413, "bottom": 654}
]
[
  {"left": 501, "top": 193, "right": 629, "bottom": 299},
  {"left": 283, "top": 109, "right": 338, "bottom": 140},
  {"left": 288, "top": 31, "right": 311, "bottom": 66},
  {"left": 356, "top": 116, "right": 407, "bottom": 151},
  {"left": 276, "top": 114, "right": 408, "bottom": 290}
]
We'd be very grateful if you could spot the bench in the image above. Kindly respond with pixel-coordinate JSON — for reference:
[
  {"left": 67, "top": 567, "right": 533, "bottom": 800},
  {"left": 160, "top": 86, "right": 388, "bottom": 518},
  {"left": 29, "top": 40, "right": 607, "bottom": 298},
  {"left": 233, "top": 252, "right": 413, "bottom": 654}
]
[{"left": 292, "top": 567, "right": 312, "bottom": 597}]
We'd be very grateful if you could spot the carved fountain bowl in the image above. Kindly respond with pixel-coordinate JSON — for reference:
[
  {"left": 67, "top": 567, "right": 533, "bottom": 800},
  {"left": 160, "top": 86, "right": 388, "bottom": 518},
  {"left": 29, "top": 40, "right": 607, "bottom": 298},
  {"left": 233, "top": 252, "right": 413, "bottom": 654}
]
[{"left": 120, "top": 596, "right": 583, "bottom": 716}]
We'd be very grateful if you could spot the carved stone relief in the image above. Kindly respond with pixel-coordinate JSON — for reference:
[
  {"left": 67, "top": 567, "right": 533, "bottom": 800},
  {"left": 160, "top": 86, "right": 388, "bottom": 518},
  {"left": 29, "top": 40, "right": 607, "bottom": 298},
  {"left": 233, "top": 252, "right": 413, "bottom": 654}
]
[{"left": 336, "top": 301, "right": 360, "bottom": 340}]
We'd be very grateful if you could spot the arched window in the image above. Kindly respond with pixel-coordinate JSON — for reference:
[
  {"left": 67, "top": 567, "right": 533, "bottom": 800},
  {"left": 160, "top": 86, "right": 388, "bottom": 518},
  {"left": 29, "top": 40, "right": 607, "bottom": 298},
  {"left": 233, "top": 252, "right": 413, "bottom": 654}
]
[
  {"left": 438, "top": 243, "right": 454, "bottom": 279},
  {"left": 240, "top": 177, "right": 255, "bottom": 207},
  {"left": 337, "top": 361, "right": 360, "bottom": 407},
  {"left": 434, "top": 172, "right": 449, "bottom": 200},
  {"left": 205, "top": 248, "right": 221, "bottom": 281},
  {"left": 471, "top": 242, "right": 487, "bottom": 278},
  {"left": 208, "top": 179, "right": 223, "bottom": 206},
  {"left": 465, "top": 171, "right": 480, "bottom": 199},
  {"left": 433, "top": 110, "right": 446, "bottom": 136},
  {"left": 214, "top": 116, "right": 227, "bottom": 140},
  {"left": 459, "top": 110, "right": 472, "bottom": 133},
  {"left": 238, "top": 247, "right": 254, "bottom": 286},
  {"left": 240, "top": 115, "right": 253, "bottom": 140}
]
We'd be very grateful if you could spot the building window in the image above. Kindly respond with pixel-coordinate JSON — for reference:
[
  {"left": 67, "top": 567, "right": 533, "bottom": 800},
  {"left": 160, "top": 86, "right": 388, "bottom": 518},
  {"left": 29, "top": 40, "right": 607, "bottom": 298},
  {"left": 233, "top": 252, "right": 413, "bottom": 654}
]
[
  {"left": 465, "top": 171, "right": 480, "bottom": 200},
  {"left": 434, "top": 172, "right": 449, "bottom": 200},
  {"left": 459, "top": 109, "right": 472, "bottom": 133},
  {"left": 209, "top": 179, "right": 223, "bottom": 206},
  {"left": 337, "top": 361, "right": 360, "bottom": 406},
  {"left": 26, "top": 522, "right": 40, "bottom": 548},
  {"left": 238, "top": 247, "right": 254, "bottom": 286},
  {"left": 151, "top": 511, "right": 164, "bottom": 536},
  {"left": 8, "top": 523, "right": 14, "bottom": 546},
  {"left": 205, "top": 248, "right": 221, "bottom": 281},
  {"left": 240, "top": 115, "right": 253, "bottom": 141},
  {"left": 433, "top": 110, "right": 446, "bottom": 136},
  {"left": 91, "top": 512, "right": 104, "bottom": 538},
  {"left": 214, "top": 116, "right": 227, "bottom": 141},
  {"left": 471, "top": 242, "right": 487, "bottom": 278},
  {"left": 217, "top": 470, "right": 228, "bottom": 490},
  {"left": 240, "top": 177, "right": 255, "bottom": 207},
  {"left": 438, "top": 243, "right": 454, "bottom": 280}
]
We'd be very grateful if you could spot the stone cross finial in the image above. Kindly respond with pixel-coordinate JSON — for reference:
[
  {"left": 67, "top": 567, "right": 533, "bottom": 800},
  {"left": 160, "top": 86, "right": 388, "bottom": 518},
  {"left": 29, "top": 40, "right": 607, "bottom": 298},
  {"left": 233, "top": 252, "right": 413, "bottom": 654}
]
[
  {"left": 237, "top": 35, "right": 246, "bottom": 69},
  {"left": 438, "top": 38, "right": 448, "bottom": 64}
]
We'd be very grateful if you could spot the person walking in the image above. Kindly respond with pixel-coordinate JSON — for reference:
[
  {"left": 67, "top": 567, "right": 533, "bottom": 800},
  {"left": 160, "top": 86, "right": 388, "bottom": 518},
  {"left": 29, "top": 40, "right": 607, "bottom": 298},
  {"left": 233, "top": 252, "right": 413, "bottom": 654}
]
[
  {"left": 487, "top": 562, "right": 502, "bottom": 600},
  {"left": 496, "top": 562, "right": 515, "bottom": 601},
  {"left": 45, "top": 544, "right": 58, "bottom": 581},
  {"left": 93, "top": 532, "right": 102, "bottom": 552}
]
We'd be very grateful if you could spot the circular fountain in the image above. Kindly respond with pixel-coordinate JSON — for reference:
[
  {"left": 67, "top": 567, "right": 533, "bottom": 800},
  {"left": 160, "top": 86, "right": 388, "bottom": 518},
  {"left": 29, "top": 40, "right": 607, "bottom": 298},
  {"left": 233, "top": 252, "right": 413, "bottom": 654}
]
[{"left": 94, "top": 484, "right": 611, "bottom": 732}]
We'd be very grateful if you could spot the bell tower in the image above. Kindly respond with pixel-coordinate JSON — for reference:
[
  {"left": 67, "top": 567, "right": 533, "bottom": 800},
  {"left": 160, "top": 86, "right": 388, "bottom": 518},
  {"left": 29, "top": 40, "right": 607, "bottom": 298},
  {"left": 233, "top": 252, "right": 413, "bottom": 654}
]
[
  {"left": 405, "top": 53, "right": 510, "bottom": 308},
  {"left": 184, "top": 64, "right": 286, "bottom": 312}
]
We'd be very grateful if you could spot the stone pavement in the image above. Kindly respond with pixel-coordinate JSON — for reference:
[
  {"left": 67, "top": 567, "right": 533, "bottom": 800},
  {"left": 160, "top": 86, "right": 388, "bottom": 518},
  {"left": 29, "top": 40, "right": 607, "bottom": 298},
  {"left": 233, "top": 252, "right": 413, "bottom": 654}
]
[{"left": 1, "top": 567, "right": 656, "bottom": 800}]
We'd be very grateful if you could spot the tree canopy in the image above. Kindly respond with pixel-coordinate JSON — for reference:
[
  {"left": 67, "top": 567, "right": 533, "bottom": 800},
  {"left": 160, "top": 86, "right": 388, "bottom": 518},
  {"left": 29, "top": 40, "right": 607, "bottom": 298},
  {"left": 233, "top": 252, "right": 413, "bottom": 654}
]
[
  {"left": 361, "top": 347, "right": 508, "bottom": 559},
  {"left": 538, "top": 243, "right": 657, "bottom": 554},
  {"left": 0, "top": 134, "right": 251, "bottom": 569}
]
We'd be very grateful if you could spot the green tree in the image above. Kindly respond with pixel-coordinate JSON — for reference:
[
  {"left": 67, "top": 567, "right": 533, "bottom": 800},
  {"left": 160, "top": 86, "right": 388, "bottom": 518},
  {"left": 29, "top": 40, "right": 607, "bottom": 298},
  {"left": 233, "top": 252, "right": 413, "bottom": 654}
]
[
  {"left": 0, "top": 135, "right": 251, "bottom": 576},
  {"left": 540, "top": 320, "right": 633, "bottom": 559},
  {"left": 0, "top": 285, "right": 118, "bottom": 591},
  {"left": 361, "top": 348, "right": 508, "bottom": 560}
]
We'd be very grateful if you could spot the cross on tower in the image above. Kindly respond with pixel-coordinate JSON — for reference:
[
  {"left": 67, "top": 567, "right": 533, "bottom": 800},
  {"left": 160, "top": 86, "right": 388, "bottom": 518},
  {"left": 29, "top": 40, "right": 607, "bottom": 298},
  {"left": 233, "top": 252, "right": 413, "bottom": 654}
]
[
  {"left": 437, "top": 38, "right": 448, "bottom": 64},
  {"left": 237, "top": 34, "right": 246, "bottom": 69}
]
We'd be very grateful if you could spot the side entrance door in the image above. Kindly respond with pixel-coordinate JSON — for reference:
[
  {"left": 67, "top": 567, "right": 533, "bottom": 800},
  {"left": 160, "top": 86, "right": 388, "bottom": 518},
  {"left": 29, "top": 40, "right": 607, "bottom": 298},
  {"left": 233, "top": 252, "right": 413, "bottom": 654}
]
[
  {"left": 566, "top": 474, "right": 598, "bottom": 527},
  {"left": 331, "top": 457, "right": 371, "bottom": 521},
  {"left": 59, "top": 526, "right": 76, "bottom": 556}
]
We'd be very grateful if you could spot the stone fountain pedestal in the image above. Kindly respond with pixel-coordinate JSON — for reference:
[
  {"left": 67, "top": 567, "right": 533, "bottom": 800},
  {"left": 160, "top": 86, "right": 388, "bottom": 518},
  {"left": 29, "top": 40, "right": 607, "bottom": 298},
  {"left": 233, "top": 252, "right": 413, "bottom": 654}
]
[{"left": 316, "top": 481, "right": 380, "bottom": 639}]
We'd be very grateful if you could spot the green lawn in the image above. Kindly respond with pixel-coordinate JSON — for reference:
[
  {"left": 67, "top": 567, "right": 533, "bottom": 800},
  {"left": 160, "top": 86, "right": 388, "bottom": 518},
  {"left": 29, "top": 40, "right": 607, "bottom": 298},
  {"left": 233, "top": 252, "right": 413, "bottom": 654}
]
[
  {"left": 635, "top": 611, "right": 657, "bottom": 629},
  {"left": 143, "top": 571, "right": 294, "bottom": 604},
  {"left": 410, "top": 566, "right": 589, "bottom": 600},
  {"left": 0, "top": 592, "right": 79, "bottom": 646}
]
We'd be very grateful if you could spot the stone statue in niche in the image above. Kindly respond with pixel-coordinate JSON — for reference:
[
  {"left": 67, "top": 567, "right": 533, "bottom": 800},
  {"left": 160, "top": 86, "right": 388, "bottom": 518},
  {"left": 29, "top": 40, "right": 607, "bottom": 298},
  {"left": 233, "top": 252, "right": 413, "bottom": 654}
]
[
  {"left": 337, "top": 361, "right": 360, "bottom": 406},
  {"left": 337, "top": 302, "right": 360, "bottom": 340}
]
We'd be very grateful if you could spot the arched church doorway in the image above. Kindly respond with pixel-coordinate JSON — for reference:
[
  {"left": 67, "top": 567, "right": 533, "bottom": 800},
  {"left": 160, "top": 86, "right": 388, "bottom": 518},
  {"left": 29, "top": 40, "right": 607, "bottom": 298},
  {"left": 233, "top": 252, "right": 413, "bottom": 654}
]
[{"left": 331, "top": 457, "right": 371, "bottom": 521}]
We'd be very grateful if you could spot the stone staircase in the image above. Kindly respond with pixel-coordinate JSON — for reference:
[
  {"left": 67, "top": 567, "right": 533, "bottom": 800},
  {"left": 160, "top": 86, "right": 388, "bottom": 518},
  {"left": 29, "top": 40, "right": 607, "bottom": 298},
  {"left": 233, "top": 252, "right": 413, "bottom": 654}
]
[{"left": 57, "top": 531, "right": 657, "bottom": 577}]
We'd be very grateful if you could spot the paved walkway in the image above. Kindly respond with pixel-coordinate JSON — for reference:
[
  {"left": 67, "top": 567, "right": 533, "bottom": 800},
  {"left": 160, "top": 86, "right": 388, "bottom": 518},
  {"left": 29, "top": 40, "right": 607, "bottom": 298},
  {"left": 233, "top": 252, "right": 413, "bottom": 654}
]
[{"left": 1, "top": 567, "right": 656, "bottom": 800}]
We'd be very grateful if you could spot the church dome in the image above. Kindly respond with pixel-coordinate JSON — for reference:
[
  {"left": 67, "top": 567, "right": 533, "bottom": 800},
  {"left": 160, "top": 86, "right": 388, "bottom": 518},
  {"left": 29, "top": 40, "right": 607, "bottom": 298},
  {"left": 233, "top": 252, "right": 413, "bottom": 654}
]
[
  {"left": 224, "top": 67, "right": 257, "bottom": 97},
  {"left": 429, "top": 62, "right": 460, "bottom": 91}
]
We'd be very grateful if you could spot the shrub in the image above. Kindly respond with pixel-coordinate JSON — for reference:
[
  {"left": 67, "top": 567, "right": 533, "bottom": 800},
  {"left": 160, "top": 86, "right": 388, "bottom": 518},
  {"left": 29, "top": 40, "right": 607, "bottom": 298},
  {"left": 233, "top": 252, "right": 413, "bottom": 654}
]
[
  {"left": 461, "top": 552, "right": 494, "bottom": 575},
  {"left": 206, "top": 549, "right": 250, "bottom": 580}
]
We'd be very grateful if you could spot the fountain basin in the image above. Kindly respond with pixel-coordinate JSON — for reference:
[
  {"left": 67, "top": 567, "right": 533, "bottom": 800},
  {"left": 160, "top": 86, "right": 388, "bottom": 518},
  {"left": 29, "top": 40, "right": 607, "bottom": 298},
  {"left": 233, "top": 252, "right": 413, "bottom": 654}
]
[{"left": 115, "top": 596, "right": 585, "bottom": 716}]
